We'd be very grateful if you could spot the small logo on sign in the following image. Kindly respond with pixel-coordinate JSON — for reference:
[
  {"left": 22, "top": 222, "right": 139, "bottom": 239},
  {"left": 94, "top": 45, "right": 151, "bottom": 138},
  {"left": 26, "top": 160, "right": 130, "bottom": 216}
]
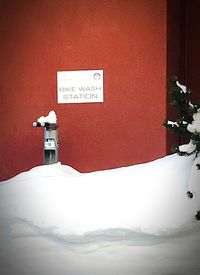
[{"left": 93, "top": 73, "right": 101, "bottom": 80}]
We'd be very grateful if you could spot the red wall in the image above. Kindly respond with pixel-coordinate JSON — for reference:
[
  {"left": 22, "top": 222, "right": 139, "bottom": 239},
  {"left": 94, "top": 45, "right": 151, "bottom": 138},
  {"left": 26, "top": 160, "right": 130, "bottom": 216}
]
[{"left": 0, "top": 0, "right": 167, "bottom": 180}]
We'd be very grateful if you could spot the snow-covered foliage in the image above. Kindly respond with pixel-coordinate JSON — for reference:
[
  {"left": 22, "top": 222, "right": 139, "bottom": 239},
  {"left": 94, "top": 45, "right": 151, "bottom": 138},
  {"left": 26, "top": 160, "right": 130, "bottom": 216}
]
[
  {"left": 164, "top": 77, "right": 200, "bottom": 156},
  {"left": 179, "top": 140, "right": 196, "bottom": 154},
  {"left": 187, "top": 109, "right": 200, "bottom": 134},
  {"left": 176, "top": 80, "right": 187, "bottom": 93}
]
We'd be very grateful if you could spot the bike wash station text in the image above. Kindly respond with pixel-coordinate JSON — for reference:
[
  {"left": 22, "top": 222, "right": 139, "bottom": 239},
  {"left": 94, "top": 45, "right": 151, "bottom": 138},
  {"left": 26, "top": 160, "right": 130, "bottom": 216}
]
[{"left": 57, "top": 70, "right": 104, "bottom": 104}]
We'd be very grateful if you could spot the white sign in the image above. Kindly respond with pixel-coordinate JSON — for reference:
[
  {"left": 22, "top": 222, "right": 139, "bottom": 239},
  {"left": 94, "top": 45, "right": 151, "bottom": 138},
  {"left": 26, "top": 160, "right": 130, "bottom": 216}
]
[{"left": 57, "top": 70, "right": 104, "bottom": 104}]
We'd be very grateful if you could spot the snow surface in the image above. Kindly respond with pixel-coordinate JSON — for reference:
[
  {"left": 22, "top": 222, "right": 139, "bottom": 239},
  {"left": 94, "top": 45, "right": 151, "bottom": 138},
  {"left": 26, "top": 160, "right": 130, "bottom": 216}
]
[{"left": 1, "top": 154, "right": 200, "bottom": 275}]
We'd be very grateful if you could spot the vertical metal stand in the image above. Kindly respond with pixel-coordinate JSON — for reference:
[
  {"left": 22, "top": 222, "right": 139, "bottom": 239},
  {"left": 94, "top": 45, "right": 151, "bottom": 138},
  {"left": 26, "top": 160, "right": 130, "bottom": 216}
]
[{"left": 33, "top": 122, "right": 59, "bottom": 165}]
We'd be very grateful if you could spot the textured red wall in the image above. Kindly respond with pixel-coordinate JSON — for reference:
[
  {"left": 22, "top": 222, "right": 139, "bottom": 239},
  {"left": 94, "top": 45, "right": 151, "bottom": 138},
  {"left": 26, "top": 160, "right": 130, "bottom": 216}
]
[{"left": 0, "top": 0, "right": 167, "bottom": 180}]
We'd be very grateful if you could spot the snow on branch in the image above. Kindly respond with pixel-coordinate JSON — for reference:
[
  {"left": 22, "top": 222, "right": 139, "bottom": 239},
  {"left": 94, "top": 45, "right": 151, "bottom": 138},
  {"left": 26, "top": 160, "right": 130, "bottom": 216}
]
[
  {"left": 187, "top": 109, "right": 200, "bottom": 133},
  {"left": 178, "top": 140, "right": 196, "bottom": 155},
  {"left": 176, "top": 81, "right": 187, "bottom": 94}
]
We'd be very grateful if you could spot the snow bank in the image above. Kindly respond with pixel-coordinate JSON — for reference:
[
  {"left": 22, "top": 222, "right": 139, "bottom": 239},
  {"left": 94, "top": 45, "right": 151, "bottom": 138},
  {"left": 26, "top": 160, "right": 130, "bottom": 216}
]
[
  {"left": 187, "top": 109, "right": 200, "bottom": 133},
  {"left": 0, "top": 154, "right": 199, "bottom": 238}
]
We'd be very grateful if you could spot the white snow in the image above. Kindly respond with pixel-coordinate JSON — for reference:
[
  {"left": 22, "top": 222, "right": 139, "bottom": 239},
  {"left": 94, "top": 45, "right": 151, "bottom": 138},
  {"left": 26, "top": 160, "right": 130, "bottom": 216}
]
[
  {"left": 189, "top": 101, "right": 194, "bottom": 108},
  {"left": 166, "top": 120, "right": 187, "bottom": 127},
  {"left": 37, "top": 110, "right": 57, "bottom": 124},
  {"left": 166, "top": 120, "right": 179, "bottom": 127},
  {"left": 176, "top": 80, "right": 187, "bottom": 93},
  {"left": 187, "top": 109, "right": 200, "bottom": 133},
  {"left": 177, "top": 108, "right": 200, "bottom": 154},
  {"left": 1, "top": 154, "right": 200, "bottom": 274},
  {"left": 179, "top": 140, "right": 196, "bottom": 154},
  {"left": 188, "top": 155, "right": 200, "bottom": 195}
]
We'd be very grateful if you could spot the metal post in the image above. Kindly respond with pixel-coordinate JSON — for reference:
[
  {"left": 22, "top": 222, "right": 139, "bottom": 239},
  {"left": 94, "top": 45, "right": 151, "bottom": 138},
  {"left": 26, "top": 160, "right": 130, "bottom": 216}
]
[{"left": 33, "top": 121, "right": 59, "bottom": 165}]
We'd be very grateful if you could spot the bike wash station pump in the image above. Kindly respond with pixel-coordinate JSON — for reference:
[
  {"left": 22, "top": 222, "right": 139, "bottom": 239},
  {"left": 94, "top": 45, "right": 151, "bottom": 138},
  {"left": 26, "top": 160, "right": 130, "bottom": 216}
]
[{"left": 33, "top": 111, "right": 59, "bottom": 165}]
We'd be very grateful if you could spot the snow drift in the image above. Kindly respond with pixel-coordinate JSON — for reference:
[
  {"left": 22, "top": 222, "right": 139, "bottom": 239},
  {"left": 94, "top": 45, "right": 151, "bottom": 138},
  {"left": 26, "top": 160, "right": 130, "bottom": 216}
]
[
  {"left": 1, "top": 154, "right": 200, "bottom": 275},
  {"left": 0, "top": 154, "right": 199, "bottom": 237}
]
